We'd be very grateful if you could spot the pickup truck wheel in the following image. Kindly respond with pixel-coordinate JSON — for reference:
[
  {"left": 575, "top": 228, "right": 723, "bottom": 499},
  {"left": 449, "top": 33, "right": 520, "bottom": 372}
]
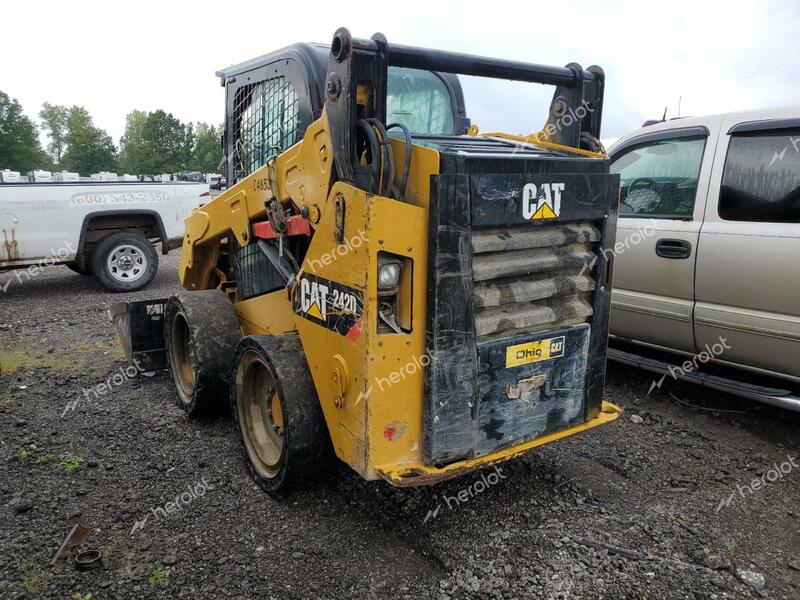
[
  {"left": 93, "top": 232, "right": 158, "bottom": 292},
  {"left": 231, "top": 334, "right": 330, "bottom": 494},
  {"left": 165, "top": 290, "right": 240, "bottom": 417}
]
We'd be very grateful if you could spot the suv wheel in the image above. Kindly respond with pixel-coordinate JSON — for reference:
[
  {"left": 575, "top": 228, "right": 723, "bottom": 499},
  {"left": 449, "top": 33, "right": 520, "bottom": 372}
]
[{"left": 93, "top": 232, "right": 158, "bottom": 292}]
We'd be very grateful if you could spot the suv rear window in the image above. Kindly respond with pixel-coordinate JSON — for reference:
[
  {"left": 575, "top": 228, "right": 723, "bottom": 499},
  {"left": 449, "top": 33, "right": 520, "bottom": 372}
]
[{"left": 719, "top": 131, "right": 800, "bottom": 223}]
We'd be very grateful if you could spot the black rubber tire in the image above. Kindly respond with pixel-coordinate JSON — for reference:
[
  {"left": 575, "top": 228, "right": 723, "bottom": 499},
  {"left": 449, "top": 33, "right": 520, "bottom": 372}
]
[
  {"left": 92, "top": 232, "right": 158, "bottom": 292},
  {"left": 66, "top": 262, "right": 92, "bottom": 276},
  {"left": 231, "top": 334, "right": 330, "bottom": 494},
  {"left": 164, "top": 290, "right": 240, "bottom": 417}
]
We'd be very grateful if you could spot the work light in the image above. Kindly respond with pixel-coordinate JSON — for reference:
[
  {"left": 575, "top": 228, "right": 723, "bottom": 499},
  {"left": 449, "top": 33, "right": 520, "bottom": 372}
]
[{"left": 378, "top": 258, "right": 402, "bottom": 290}]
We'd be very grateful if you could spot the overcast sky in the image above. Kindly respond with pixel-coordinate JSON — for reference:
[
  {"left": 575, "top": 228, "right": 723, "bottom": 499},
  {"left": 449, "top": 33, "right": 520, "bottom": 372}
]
[{"left": 2, "top": 0, "right": 799, "bottom": 147}]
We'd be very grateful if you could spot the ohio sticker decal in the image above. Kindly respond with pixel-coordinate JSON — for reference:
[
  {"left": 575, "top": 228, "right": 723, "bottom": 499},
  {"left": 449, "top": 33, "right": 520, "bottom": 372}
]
[
  {"left": 505, "top": 336, "right": 565, "bottom": 368},
  {"left": 293, "top": 273, "right": 364, "bottom": 340}
]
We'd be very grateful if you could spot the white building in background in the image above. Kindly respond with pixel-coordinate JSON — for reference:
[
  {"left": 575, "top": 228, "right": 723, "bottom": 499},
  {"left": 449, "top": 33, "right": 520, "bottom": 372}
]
[
  {"left": 53, "top": 171, "right": 80, "bottom": 182},
  {"left": 0, "top": 169, "right": 21, "bottom": 183},
  {"left": 91, "top": 172, "right": 119, "bottom": 182},
  {"left": 27, "top": 170, "right": 52, "bottom": 182}
]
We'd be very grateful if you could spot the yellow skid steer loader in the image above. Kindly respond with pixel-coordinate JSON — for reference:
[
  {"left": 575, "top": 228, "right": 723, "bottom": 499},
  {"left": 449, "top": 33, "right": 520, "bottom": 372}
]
[{"left": 112, "top": 28, "right": 621, "bottom": 493}]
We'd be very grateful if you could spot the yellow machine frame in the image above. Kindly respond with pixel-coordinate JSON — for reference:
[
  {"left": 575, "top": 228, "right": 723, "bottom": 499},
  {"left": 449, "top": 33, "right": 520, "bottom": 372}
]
[{"left": 178, "top": 108, "right": 620, "bottom": 485}]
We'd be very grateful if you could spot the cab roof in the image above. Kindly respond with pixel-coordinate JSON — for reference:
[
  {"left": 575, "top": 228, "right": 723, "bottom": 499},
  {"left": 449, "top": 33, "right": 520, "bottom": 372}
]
[{"left": 215, "top": 42, "right": 329, "bottom": 84}]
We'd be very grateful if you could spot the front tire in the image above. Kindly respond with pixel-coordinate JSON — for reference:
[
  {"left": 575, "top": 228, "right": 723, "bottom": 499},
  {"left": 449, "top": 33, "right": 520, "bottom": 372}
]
[
  {"left": 165, "top": 290, "right": 240, "bottom": 416},
  {"left": 92, "top": 232, "right": 158, "bottom": 292},
  {"left": 231, "top": 334, "right": 329, "bottom": 494}
]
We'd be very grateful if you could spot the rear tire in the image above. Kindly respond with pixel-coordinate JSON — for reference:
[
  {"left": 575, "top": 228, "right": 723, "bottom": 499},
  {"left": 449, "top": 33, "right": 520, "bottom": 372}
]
[
  {"left": 165, "top": 290, "right": 240, "bottom": 416},
  {"left": 92, "top": 232, "right": 158, "bottom": 292},
  {"left": 231, "top": 334, "right": 330, "bottom": 494}
]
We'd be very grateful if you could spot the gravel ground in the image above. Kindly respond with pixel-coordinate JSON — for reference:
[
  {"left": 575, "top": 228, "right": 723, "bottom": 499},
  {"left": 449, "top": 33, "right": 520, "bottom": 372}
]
[{"left": 1, "top": 252, "right": 799, "bottom": 599}]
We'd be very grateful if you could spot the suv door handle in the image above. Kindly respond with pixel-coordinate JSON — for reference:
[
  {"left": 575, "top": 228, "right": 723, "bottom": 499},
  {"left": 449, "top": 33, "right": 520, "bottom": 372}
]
[{"left": 655, "top": 238, "right": 692, "bottom": 259}]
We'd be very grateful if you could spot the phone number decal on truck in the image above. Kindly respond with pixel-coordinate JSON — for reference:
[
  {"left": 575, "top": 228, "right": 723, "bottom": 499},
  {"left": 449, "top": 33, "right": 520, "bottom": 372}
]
[{"left": 69, "top": 191, "right": 169, "bottom": 206}]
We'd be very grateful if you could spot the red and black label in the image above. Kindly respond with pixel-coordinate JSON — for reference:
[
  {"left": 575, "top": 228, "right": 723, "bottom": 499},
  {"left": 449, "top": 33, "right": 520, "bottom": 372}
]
[{"left": 292, "top": 273, "right": 364, "bottom": 340}]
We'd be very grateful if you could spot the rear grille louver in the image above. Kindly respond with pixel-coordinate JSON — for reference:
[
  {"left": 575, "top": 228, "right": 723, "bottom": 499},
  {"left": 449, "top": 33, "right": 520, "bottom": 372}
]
[{"left": 471, "top": 222, "right": 600, "bottom": 340}]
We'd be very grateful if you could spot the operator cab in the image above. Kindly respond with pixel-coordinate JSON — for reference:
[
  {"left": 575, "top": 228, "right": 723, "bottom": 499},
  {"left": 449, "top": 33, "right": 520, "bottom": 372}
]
[{"left": 216, "top": 43, "right": 470, "bottom": 185}]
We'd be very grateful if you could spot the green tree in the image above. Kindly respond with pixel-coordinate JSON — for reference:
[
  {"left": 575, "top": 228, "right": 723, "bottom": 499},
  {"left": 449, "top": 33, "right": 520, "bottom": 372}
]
[
  {"left": 0, "top": 91, "right": 49, "bottom": 172},
  {"left": 123, "top": 110, "right": 191, "bottom": 176},
  {"left": 118, "top": 110, "right": 149, "bottom": 175},
  {"left": 190, "top": 122, "right": 223, "bottom": 173},
  {"left": 39, "top": 102, "right": 69, "bottom": 166},
  {"left": 182, "top": 121, "right": 195, "bottom": 172},
  {"left": 61, "top": 106, "right": 117, "bottom": 175},
  {"left": 120, "top": 111, "right": 222, "bottom": 176}
]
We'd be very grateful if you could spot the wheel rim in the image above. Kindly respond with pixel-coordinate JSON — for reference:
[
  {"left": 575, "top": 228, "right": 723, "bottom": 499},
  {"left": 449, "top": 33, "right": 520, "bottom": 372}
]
[
  {"left": 106, "top": 244, "right": 147, "bottom": 283},
  {"left": 169, "top": 312, "right": 195, "bottom": 402},
  {"left": 236, "top": 350, "right": 285, "bottom": 479}
]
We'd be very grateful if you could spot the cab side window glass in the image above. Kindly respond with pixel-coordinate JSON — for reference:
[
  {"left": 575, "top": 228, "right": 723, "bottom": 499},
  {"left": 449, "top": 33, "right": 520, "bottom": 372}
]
[
  {"left": 610, "top": 137, "right": 706, "bottom": 218},
  {"left": 386, "top": 67, "right": 455, "bottom": 135},
  {"left": 232, "top": 76, "right": 300, "bottom": 182},
  {"left": 719, "top": 131, "right": 800, "bottom": 223}
]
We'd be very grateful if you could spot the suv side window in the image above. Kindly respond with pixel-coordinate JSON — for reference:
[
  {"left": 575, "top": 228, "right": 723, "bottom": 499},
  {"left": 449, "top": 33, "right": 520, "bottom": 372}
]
[
  {"left": 386, "top": 67, "right": 455, "bottom": 135},
  {"left": 610, "top": 137, "right": 706, "bottom": 218},
  {"left": 232, "top": 75, "right": 300, "bottom": 181},
  {"left": 719, "top": 131, "right": 800, "bottom": 223}
]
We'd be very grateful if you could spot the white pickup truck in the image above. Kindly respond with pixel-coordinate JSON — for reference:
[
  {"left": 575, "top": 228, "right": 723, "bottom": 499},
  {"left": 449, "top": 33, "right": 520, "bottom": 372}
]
[{"left": 0, "top": 181, "right": 209, "bottom": 291}]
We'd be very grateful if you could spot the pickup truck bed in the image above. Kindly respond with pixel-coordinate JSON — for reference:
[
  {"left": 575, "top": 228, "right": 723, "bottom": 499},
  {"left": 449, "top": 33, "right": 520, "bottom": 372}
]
[{"left": 0, "top": 181, "right": 209, "bottom": 291}]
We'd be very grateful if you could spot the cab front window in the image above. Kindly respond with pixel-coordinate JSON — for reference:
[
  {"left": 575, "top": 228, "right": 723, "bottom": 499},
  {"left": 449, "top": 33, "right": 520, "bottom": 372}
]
[{"left": 386, "top": 67, "right": 455, "bottom": 135}]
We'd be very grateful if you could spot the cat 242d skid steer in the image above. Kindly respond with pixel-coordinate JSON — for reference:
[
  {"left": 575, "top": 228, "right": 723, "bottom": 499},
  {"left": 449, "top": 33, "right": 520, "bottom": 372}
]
[{"left": 112, "top": 27, "right": 622, "bottom": 493}]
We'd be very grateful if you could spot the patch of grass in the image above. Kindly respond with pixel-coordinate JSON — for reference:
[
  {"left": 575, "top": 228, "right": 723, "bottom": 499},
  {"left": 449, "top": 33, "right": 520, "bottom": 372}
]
[
  {"left": 723, "top": 536, "right": 738, "bottom": 569},
  {"left": 0, "top": 392, "right": 10, "bottom": 407},
  {"left": 73, "top": 594, "right": 93, "bottom": 600},
  {"left": 17, "top": 448, "right": 30, "bottom": 459},
  {"left": 149, "top": 566, "right": 171, "bottom": 589},
  {"left": 11, "top": 551, "right": 53, "bottom": 594},
  {"left": 1, "top": 339, "right": 116, "bottom": 376},
  {"left": 61, "top": 455, "right": 83, "bottom": 473},
  {"left": 20, "top": 563, "right": 53, "bottom": 593},
  {"left": 1, "top": 349, "right": 72, "bottom": 375},
  {"left": 36, "top": 453, "right": 57, "bottom": 464}
]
